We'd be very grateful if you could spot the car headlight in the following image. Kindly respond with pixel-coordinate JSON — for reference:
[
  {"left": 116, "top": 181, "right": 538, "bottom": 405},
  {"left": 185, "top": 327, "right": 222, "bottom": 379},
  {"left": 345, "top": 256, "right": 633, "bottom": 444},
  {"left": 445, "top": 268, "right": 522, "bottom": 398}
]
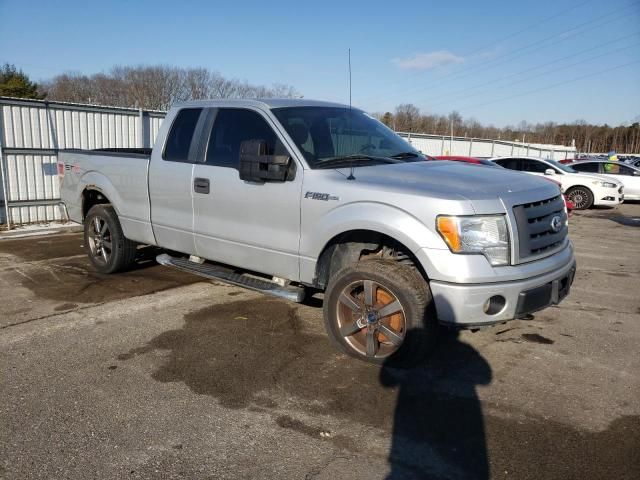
[
  {"left": 592, "top": 180, "right": 617, "bottom": 188},
  {"left": 436, "top": 215, "right": 510, "bottom": 266}
]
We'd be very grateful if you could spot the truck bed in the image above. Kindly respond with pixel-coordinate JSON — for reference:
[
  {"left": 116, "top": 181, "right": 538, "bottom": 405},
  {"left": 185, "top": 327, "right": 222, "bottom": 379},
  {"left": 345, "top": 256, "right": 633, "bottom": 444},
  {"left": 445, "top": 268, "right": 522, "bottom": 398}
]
[{"left": 59, "top": 148, "right": 154, "bottom": 245}]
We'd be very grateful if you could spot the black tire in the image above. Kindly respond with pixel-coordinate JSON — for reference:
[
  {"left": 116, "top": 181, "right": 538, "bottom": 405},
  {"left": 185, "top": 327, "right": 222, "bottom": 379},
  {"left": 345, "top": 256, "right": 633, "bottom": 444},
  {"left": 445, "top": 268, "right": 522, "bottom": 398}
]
[
  {"left": 566, "top": 186, "right": 594, "bottom": 210},
  {"left": 323, "top": 258, "right": 438, "bottom": 367},
  {"left": 84, "top": 204, "right": 137, "bottom": 274}
]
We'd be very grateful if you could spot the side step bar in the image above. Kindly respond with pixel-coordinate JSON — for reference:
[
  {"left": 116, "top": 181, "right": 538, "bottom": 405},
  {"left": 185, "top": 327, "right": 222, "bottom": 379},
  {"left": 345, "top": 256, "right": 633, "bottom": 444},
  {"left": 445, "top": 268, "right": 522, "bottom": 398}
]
[{"left": 156, "top": 253, "right": 305, "bottom": 303}]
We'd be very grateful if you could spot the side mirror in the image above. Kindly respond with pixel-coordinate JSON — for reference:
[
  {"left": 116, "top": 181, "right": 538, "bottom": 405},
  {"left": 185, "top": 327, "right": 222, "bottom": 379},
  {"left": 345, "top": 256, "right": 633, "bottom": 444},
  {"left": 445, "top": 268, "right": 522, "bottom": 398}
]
[
  {"left": 544, "top": 168, "right": 555, "bottom": 175},
  {"left": 239, "top": 139, "right": 295, "bottom": 183}
]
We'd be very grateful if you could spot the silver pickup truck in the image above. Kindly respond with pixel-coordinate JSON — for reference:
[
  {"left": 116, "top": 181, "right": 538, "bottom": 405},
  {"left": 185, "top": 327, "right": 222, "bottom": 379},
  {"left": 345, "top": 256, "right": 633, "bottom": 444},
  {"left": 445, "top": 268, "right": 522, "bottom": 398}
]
[{"left": 59, "top": 99, "right": 576, "bottom": 365}]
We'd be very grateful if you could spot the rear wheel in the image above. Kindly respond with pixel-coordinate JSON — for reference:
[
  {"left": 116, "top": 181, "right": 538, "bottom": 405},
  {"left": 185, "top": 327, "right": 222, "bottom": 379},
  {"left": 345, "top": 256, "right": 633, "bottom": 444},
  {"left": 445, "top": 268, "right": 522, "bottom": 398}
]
[
  {"left": 323, "top": 259, "right": 438, "bottom": 366},
  {"left": 566, "top": 186, "right": 593, "bottom": 210},
  {"left": 84, "top": 204, "right": 137, "bottom": 273}
]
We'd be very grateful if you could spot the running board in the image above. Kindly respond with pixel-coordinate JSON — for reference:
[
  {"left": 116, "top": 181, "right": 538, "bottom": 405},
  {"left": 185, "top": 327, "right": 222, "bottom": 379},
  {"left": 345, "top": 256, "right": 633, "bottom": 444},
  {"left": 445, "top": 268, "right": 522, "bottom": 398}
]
[{"left": 156, "top": 253, "right": 305, "bottom": 303}]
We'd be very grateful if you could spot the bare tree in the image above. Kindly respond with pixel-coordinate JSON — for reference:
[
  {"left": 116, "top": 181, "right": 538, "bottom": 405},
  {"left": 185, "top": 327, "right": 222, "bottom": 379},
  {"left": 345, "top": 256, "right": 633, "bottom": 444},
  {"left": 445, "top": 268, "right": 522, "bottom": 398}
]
[
  {"left": 394, "top": 104, "right": 420, "bottom": 132},
  {"left": 374, "top": 106, "right": 640, "bottom": 153},
  {"left": 43, "top": 64, "right": 300, "bottom": 110}
]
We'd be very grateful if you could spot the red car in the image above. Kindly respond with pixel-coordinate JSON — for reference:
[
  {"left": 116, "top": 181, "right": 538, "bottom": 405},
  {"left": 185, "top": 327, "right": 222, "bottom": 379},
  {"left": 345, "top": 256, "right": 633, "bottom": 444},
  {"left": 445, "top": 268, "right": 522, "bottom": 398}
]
[
  {"left": 434, "top": 155, "right": 500, "bottom": 167},
  {"left": 541, "top": 177, "right": 574, "bottom": 217}
]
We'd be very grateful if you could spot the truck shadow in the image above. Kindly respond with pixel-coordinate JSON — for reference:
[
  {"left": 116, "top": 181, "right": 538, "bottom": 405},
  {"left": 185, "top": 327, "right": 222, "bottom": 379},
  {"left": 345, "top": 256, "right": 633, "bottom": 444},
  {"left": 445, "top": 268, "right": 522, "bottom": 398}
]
[
  {"left": 380, "top": 330, "right": 491, "bottom": 479},
  {"left": 117, "top": 297, "right": 492, "bottom": 479}
]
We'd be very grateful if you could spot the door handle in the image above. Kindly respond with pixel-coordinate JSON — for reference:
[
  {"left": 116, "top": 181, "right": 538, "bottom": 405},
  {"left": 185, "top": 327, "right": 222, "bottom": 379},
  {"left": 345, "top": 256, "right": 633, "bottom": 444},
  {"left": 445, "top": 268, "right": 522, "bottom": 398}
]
[{"left": 194, "top": 177, "right": 210, "bottom": 194}]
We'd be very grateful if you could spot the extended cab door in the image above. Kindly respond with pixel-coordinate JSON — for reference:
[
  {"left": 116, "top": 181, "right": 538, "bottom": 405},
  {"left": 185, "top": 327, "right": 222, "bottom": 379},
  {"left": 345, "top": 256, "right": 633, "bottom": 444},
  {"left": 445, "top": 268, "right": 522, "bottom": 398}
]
[
  {"left": 191, "top": 107, "right": 302, "bottom": 281},
  {"left": 148, "top": 107, "right": 205, "bottom": 255}
]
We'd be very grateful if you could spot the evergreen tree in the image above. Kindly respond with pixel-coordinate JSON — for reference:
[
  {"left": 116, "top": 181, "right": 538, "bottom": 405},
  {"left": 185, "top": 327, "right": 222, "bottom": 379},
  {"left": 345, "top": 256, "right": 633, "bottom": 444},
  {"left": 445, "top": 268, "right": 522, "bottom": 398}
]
[{"left": 0, "top": 64, "right": 45, "bottom": 99}]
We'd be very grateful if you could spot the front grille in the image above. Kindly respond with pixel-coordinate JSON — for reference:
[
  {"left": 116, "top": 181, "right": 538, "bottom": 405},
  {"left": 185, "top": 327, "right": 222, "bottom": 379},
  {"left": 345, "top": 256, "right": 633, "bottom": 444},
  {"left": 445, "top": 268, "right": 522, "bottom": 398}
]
[{"left": 513, "top": 195, "right": 568, "bottom": 262}]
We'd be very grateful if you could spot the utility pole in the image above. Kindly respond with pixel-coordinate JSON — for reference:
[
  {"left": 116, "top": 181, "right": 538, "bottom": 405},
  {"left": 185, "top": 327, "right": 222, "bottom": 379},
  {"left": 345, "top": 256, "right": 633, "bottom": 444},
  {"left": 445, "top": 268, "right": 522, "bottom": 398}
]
[{"left": 450, "top": 118, "right": 453, "bottom": 155}]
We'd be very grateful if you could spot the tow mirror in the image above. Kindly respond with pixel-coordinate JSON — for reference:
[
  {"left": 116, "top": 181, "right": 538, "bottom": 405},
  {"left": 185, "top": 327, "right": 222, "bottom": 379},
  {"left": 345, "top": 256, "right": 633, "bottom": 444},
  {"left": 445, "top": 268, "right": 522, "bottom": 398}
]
[
  {"left": 544, "top": 168, "right": 555, "bottom": 175},
  {"left": 239, "top": 139, "right": 295, "bottom": 183}
]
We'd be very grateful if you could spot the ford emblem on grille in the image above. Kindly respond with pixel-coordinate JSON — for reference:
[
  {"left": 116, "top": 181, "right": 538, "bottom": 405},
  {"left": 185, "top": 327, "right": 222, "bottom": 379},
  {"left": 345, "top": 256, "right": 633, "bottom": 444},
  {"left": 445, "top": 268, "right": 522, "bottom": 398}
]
[{"left": 550, "top": 215, "right": 563, "bottom": 233}]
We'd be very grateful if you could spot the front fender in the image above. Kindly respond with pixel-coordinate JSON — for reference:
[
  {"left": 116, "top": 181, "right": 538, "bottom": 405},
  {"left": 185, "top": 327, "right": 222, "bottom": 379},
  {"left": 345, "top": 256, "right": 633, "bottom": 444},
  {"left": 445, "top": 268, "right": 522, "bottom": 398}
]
[{"left": 299, "top": 201, "right": 446, "bottom": 283}]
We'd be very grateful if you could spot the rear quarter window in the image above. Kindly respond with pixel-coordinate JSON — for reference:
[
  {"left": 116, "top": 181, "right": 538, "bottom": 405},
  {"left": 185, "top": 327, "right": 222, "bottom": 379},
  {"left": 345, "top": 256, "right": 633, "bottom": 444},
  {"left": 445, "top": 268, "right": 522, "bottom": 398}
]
[
  {"left": 163, "top": 108, "right": 202, "bottom": 162},
  {"left": 573, "top": 162, "right": 599, "bottom": 173},
  {"left": 495, "top": 158, "right": 520, "bottom": 170}
]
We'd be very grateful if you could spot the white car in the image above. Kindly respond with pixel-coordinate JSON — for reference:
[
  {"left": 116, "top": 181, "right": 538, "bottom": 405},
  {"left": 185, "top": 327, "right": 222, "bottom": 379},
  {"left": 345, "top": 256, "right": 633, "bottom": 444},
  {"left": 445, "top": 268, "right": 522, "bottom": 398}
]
[
  {"left": 490, "top": 156, "right": 624, "bottom": 209},
  {"left": 569, "top": 160, "right": 640, "bottom": 200}
]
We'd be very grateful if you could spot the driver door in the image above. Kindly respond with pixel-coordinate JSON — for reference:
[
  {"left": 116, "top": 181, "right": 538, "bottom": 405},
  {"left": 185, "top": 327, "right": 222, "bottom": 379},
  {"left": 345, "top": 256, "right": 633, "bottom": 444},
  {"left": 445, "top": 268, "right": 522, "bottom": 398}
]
[{"left": 191, "top": 108, "right": 303, "bottom": 281}]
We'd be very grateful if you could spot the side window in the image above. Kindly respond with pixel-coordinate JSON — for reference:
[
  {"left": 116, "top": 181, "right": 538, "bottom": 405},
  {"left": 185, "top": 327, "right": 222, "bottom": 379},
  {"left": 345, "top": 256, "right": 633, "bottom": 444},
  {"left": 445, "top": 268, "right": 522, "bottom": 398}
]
[
  {"left": 205, "top": 109, "right": 287, "bottom": 168},
  {"left": 163, "top": 108, "right": 202, "bottom": 162},
  {"left": 572, "top": 162, "right": 599, "bottom": 173},
  {"left": 617, "top": 165, "right": 635, "bottom": 176},
  {"left": 495, "top": 158, "right": 520, "bottom": 170},
  {"left": 521, "top": 159, "right": 549, "bottom": 173}
]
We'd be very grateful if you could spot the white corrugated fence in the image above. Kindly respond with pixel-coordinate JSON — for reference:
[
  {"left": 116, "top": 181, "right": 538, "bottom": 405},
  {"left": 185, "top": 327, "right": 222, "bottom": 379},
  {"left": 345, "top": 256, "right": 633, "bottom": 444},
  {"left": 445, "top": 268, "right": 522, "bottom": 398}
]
[
  {"left": 398, "top": 132, "right": 576, "bottom": 160},
  {"left": 0, "top": 97, "right": 165, "bottom": 227}
]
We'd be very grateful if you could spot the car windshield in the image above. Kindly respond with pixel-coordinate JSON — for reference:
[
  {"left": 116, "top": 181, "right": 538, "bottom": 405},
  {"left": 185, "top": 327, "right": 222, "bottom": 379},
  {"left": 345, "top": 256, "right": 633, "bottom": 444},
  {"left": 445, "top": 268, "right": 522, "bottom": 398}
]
[
  {"left": 271, "top": 107, "right": 422, "bottom": 169},
  {"left": 545, "top": 158, "right": 577, "bottom": 173}
]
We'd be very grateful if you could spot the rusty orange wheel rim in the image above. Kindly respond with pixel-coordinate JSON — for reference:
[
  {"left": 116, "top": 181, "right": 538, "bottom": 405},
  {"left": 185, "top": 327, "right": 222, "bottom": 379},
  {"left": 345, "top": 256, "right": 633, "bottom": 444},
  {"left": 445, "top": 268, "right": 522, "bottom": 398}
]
[{"left": 335, "top": 279, "right": 406, "bottom": 359}]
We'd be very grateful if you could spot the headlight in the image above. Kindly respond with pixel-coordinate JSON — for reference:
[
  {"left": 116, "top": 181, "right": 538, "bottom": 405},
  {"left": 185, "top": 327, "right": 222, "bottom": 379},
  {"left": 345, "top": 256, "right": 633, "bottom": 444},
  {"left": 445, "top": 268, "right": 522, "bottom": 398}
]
[
  {"left": 592, "top": 180, "right": 617, "bottom": 188},
  {"left": 436, "top": 215, "right": 510, "bottom": 266}
]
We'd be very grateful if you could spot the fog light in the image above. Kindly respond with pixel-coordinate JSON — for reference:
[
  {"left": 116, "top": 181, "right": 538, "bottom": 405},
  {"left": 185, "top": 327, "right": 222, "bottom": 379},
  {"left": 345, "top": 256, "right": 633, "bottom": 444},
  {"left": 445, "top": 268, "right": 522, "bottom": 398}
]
[{"left": 483, "top": 295, "right": 506, "bottom": 315}]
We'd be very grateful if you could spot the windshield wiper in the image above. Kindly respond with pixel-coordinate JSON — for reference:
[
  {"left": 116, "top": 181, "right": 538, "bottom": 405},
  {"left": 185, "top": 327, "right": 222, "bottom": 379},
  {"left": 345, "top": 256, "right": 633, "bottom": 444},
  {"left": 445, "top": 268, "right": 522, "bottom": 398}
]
[
  {"left": 314, "top": 155, "right": 401, "bottom": 169},
  {"left": 389, "top": 151, "right": 420, "bottom": 159}
]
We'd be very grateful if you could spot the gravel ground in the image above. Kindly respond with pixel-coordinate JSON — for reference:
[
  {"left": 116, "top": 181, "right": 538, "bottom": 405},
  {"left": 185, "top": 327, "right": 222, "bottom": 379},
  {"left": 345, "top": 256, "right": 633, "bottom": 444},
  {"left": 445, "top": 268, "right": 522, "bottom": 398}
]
[{"left": 1, "top": 203, "right": 639, "bottom": 479}]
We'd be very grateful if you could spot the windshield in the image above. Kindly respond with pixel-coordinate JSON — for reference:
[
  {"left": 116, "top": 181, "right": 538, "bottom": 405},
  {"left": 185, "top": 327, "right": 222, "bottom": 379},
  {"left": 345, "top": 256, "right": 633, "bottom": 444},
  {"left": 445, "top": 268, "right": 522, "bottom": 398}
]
[
  {"left": 545, "top": 158, "right": 577, "bottom": 173},
  {"left": 271, "top": 107, "right": 422, "bottom": 169}
]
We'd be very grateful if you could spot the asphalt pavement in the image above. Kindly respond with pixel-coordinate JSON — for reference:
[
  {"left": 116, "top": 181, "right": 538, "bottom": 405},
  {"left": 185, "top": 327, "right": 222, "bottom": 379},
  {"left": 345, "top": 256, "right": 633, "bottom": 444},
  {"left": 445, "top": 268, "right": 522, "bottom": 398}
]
[{"left": 1, "top": 204, "right": 639, "bottom": 479}]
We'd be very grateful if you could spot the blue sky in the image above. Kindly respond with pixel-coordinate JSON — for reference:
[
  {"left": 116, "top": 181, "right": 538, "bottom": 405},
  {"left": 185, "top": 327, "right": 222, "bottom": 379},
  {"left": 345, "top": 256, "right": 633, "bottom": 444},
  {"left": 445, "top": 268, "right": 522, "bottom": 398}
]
[{"left": 1, "top": 0, "right": 639, "bottom": 127}]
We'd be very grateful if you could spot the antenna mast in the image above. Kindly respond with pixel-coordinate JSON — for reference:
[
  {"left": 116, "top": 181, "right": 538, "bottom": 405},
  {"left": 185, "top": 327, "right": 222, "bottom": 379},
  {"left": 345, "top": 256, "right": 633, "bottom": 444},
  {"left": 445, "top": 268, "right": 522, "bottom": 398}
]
[
  {"left": 348, "top": 48, "right": 352, "bottom": 108},
  {"left": 347, "top": 48, "right": 355, "bottom": 180}
]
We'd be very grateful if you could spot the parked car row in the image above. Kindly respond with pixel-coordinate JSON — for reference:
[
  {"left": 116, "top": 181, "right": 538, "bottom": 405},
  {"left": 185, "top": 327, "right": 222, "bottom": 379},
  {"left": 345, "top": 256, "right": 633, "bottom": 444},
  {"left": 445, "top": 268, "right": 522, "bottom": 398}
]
[
  {"left": 565, "top": 154, "right": 640, "bottom": 167},
  {"left": 489, "top": 157, "right": 625, "bottom": 209},
  {"left": 433, "top": 156, "right": 575, "bottom": 213}
]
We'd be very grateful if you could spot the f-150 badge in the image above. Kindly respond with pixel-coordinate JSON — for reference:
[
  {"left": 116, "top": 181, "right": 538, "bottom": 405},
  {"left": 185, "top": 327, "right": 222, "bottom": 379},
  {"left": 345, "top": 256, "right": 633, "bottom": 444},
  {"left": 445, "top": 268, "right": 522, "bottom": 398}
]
[{"left": 305, "top": 191, "right": 339, "bottom": 201}]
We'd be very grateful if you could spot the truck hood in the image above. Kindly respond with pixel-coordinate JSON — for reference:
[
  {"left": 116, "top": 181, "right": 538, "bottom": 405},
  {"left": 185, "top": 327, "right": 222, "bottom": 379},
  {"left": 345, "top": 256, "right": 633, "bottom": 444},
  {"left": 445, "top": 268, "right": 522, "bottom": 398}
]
[{"left": 333, "top": 160, "right": 559, "bottom": 201}]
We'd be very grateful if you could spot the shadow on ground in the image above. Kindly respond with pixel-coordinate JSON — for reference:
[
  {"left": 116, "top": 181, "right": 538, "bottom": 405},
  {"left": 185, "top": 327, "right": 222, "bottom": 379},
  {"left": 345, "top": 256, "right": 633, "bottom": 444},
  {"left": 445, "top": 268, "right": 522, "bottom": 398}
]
[
  {"left": 118, "top": 297, "right": 640, "bottom": 479},
  {"left": 575, "top": 205, "right": 640, "bottom": 227}
]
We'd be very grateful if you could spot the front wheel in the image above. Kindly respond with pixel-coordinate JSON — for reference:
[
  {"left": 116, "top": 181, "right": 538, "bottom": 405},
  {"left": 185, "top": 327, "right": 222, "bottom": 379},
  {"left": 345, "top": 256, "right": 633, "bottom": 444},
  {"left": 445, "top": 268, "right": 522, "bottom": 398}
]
[
  {"left": 566, "top": 186, "right": 594, "bottom": 210},
  {"left": 323, "top": 259, "right": 438, "bottom": 366},
  {"left": 84, "top": 204, "right": 137, "bottom": 274}
]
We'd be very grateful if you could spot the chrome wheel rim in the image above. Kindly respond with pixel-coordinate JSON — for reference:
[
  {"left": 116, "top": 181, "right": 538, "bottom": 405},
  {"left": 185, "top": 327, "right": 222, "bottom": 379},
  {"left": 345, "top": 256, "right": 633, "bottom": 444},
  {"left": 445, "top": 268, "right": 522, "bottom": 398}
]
[
  {"left": 336, "top": 280, "right": 406, "bottom": 359},
  {"left": 87, "top": 216, "right": 112, "bottom": 265},
  {"left": 569, "top": 189, "right": 589, "bottom": 209}
]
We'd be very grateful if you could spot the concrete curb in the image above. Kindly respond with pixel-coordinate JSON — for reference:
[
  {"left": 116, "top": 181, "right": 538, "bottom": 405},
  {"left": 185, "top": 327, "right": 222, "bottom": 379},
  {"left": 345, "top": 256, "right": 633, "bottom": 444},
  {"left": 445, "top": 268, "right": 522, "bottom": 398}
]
[{"left": 0, "top": 223, "right": 83, "bottom": 240}]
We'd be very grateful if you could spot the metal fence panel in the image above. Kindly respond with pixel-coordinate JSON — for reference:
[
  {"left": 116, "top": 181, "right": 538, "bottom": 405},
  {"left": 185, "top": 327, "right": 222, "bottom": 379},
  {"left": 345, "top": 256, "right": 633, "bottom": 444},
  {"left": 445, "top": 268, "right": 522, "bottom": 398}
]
[
  {"left": 400, "top": 132, "right": 575, "bottom": 160},
  {"left": 0, "top": 97, "right": 167, "bottom": 227}
]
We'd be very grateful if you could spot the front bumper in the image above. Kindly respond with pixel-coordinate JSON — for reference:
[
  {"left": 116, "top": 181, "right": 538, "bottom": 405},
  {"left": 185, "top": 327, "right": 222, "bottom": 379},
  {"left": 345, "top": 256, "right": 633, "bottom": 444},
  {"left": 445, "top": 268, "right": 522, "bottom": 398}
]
[
  {"left": 594, "top": 186, "right": 624, "bottom": 206},
  {"left": 430, "top": 256, "right": 576, "bottom": 327}
]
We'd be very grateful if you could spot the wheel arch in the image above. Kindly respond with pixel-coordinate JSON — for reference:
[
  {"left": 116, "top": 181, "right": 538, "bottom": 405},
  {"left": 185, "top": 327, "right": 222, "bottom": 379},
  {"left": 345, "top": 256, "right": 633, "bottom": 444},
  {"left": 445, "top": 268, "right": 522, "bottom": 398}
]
[
  {"left": 312, "top": 229, "right": 428, "bottom": 290},
  {"left": 82, "top": 187, "right": 112, "bottom": 219},
  {"left": 78, "top": 171, "right": 124, "bottom": 220}
]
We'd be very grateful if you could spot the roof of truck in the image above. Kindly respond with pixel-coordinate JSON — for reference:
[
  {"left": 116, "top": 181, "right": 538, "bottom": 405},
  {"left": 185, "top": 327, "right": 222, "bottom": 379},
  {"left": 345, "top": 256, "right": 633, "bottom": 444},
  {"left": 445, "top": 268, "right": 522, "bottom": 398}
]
[{"left": 176, "top": 98, "right": 351, "bottom": 110}]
